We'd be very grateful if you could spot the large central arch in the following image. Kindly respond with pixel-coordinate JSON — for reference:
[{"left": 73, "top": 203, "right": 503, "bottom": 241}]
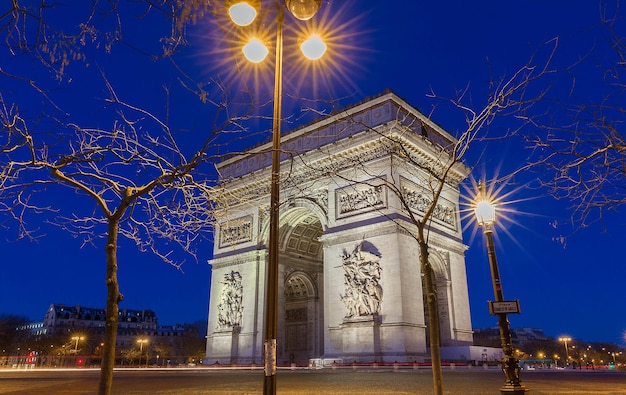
[
  {"left": 275, "top": 206, "right": 324, "bottom": 364},
  {"left": 205, "top": 92, "right": 474, "bottom": 365}
]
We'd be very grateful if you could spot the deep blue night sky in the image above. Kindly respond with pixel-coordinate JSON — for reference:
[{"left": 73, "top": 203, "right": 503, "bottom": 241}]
[{"left": 2, "top": 1, "right": 624, "bottom": 345}]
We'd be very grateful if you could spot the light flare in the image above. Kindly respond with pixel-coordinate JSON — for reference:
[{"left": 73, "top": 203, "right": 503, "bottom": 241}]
[
  {"left": 194, "top": 1, "right": 374, "bottom": 132},
  {"left": 285, "top": 1, "right": 372, "bottom": 99},
  {"left": 459, "top": 170, "right": 546, "bottom": 257}
]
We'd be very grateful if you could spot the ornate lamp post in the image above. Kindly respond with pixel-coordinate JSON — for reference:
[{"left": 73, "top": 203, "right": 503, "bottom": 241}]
[
  {"left": 225, "top": 2, "right": 325, "bottom": 394},
  {"left": 475, "top": 183, "right": 527, "bottom": 394}
]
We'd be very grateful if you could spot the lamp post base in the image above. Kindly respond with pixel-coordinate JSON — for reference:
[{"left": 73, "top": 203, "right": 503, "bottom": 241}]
[{"left": 500, "top": 384, "right": 528, "bottom": 394}]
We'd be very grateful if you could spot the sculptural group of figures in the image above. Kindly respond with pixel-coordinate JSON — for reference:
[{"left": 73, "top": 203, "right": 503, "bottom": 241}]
[
  {"left": 220, "top": 220, "right": 252, "bottom": 247},
  {"left": 403, "top": 187, "right": 455, "bottom": 226},
  {"left": 338, "top": 185, "right": 384, "bottom": 214},
  {"left": 217, "top": 271, "right": 244, "bottom": 330},
  {"left": 340, "top": 242, "right": 383, "bottom": 319}
]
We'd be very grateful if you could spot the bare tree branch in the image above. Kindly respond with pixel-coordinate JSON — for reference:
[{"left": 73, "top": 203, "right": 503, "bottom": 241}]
[{"left": 506, "top": 5, "right": 626, "bottom": 228}]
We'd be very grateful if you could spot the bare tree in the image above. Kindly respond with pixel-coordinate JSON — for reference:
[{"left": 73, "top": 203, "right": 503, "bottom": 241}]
[
  {"left": 523, "top": 110, "right": 626, "bottom": 227},
  {"left": 0, "top": 2, "right": 257, "bottom": 394},
  {"left": 1, "top": 82, "right": 224, "bottom": 393}
]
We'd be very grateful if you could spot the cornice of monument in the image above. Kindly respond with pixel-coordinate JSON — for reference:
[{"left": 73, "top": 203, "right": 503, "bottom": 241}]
[
  {"left": 216, "top": 91, "right": 462, "bottom": 180},
  {"left": 210, "top": 249, "right": 266, "bottom": 269},
  {"left": 318, "top": 219, "right": 400, "bottom": 246},
  {"left": 214, "top": 127, "right": 467, "bottom": 209}
]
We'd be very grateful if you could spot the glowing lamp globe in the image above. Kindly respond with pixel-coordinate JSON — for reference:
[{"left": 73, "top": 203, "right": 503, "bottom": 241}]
[
  {"left": 474, "top": 200, "right": 496, "bottom": 226},
  {"left": 301, "top": 35, "right": 326, "bottom": 60},
  {"left": 228, "top": 1, "right": 257, "bottom": 26},
  {"left": 285, "top": 0, "right": 322, "bottom": 20},
  {"left": 243, "top": 39, "right": 269, "bottom": 63}
]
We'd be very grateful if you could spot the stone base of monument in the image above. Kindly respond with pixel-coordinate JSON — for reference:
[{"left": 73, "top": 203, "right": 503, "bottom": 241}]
[{"left": 325, "top": 314, "right": 431, "bottom": 363}]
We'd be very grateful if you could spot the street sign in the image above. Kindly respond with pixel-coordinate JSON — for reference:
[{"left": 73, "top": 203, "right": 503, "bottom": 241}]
[{"left": 488, "top": 300, "right": 521, "bottom": 315}]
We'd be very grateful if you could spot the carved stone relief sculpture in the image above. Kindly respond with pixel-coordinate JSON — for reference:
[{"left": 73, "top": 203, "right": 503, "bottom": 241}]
[
  {"left": 336, "top": 181, "right": 387, "bottom": 218},
  {"left": 216, "top": 271, "right": 244, "bottom": 330},
  {"left": 339, "top": 241, "right": 383, "bottom": 320},
  {"left": 400, "top": 178, "right": 457, "bottom": 229},
  {"left": 219, "top": 216, "right": 253, "bottom": 248},
  {"left": 315, "top": 188, "right": 329, "bottom": 214}
]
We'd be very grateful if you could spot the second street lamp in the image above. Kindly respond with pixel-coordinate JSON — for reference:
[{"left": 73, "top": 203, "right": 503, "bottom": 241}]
[
  {"left": 137, "top": 338, "right": 148, "bottom": 367},
  {"left": 225, "top": 1, "right": 325, "bottom": 394},
  {"left": 559, "top": 336, "right": 572, "bottom": 365},
  {"left": 475, "top": 182, "right": 527, "bottom": 395},
  {"left": 71, "top": 336, "right": 85, "bottom": 366},
  {"left": 71, "top": 336, "right": 85, "bottom": 354}
]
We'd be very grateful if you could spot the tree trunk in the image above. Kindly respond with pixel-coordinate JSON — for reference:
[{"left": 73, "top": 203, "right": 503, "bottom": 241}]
[
  {"left": 98, "top": 219, "right": 122, "bottom": 395},
  {"left": 420, "top": 240, "right": 444, "bottom": 395}
]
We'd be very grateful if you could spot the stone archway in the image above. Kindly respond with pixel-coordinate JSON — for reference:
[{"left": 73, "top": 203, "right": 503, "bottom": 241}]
[
  {"left": 423, "top": 250, "right": 452, "bottom": 347},
  {"left": 284, "top": 271, "right": 319, "bottom": 364},
  {"left": 205, "top": 92, "right": 474, "bottom": 365},
  {"left": 276, "top": 207, "right": 324, "bottom": 364}
]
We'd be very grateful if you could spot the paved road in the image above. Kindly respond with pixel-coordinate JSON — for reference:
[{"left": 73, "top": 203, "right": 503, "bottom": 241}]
[{"left": 1, "top": 367, "right": 625, "bottom": 394}]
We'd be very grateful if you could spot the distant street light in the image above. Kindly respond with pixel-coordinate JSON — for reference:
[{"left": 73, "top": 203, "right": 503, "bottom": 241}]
[
  {"left": 475, "top": 182, "right": 527, "bottom": 395},
  {"left": 553, "top": 354, "right": 559, "bottom": 368},
  {"left": 558, "top": 336, "right": 571, "bottom": 364},
  {"left": 71, "top": 336, "right": 85, "bottom": 366},
  {"left": 137, "top": 338, "right": 148, "bottom": 367},
  {"left": 71, "top": 336, "right": 85, "bottom": 354}
]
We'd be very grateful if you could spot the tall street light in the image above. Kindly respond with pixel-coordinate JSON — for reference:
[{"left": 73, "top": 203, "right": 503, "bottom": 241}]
[
  {"left": 559, "top": 336, "right": 571, "bottom": 365},
  {"left": 137, "top": 338, "right": 148, "bottom": 367},
  {"left": 474, "top": 182, "right": 527, "bottom": 395},
  {"left": 71, "top": 336, "right": 85, "bottom": 366},
  {"left": 71, "top": 336, "right": 85, "bottom": 354},
  {"left": 226, "top": 1, "right": 325, "bottom": 394}
]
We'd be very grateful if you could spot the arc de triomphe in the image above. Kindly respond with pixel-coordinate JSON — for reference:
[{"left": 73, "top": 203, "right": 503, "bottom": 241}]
[{"left": 205, "top": 91, "right": 474, "bottom": 365}]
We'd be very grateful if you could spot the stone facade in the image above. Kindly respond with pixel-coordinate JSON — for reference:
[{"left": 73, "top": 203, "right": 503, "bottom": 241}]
[{"left": 205, "top": 91, "right": 473, "bottom": 365}]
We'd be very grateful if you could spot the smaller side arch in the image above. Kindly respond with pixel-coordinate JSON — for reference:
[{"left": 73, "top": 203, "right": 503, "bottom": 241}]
[
  {"left": 428, "top": 249, "right": 450, "bottom": 280},
  {"left": 285, "top": 271, "right": 318, "bottom": 299}
]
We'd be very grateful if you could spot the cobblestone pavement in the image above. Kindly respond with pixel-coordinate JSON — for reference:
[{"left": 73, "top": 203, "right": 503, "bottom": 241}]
[{"left": 1, "top": 366, "right": 625, "bottom": 394}]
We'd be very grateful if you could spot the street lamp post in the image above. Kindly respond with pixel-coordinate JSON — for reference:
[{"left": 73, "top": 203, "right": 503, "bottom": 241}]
[
  {"left": 553, "top": 354, "right": 559, "bottom": 368},
  {"left": 71, "top": 336, "right": 85, "bottom": 366},
  {"left": 475, "top": 183, "right": 527, "bottom": 395},
  {"left": 137, "top": 339, "right": 148, "bottom": 367},
  {"left": 558, "top": 336, "right": 571, "bottom": 365},
  {"left": 226, "top": 2, "right": 324, "bottom": 394},
  {"left": 72, "top": 336, "right": 85, "bottom": 353}
]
